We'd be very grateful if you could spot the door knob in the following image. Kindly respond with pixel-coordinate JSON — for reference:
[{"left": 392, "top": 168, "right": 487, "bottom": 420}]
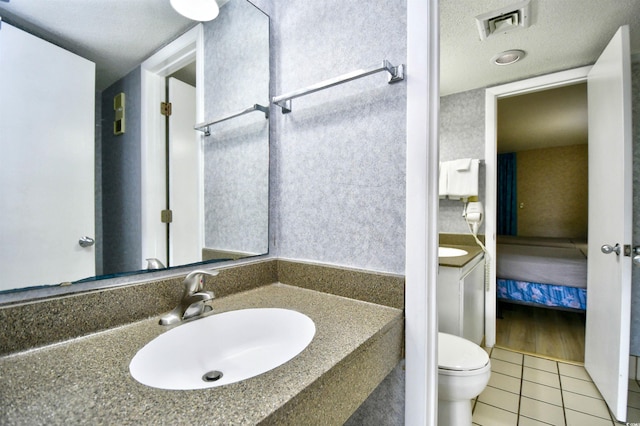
[
  {"left": 633, "top": 246, "right": 640, "bottom": 266},
  {"left": 79, "top": 236, "right": 95, "bottom": 248},
  {"left": 601, "top": 244, "right": 621, "bottom": 255}
]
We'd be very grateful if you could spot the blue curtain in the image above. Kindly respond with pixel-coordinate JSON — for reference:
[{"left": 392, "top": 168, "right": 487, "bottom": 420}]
[{"left": 497, "top": 153, "right": 517, "bottom": 235}]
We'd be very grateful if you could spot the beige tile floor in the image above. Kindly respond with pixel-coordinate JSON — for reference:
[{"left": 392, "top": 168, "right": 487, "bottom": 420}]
[{"left": 472, "top": 347, "right": 640, "bottom": 425}]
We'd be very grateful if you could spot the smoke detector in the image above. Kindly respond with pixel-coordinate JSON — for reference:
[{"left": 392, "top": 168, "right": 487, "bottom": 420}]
[{"left": 476, "top": 0, "right": 531, "bottom": 41}]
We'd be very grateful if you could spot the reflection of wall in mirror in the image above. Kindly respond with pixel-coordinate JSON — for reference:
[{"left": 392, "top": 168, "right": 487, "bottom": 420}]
[
  {"left": 203, "top": 0, "right": 270, "bottom": 257},
  {"left": 100, "top": 67, "right": 142, "bottom": 276},
  {"left": 97, "top": 0, "right": 271, "bottom": 276}
]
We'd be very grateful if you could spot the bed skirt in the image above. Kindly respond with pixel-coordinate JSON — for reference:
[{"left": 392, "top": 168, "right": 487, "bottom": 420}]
[{"left": 497, "top": 278, "right": 587, "bottom": 311}]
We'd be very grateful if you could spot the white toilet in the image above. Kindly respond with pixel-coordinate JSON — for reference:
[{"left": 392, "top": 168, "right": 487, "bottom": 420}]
[{"left": 438, "top": 332, "right": 491, "bottom": 426}]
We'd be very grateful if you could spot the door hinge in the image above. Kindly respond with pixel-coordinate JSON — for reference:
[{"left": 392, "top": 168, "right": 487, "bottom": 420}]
[
  {"left": 160, "top": 101, "right": 172, "bottom": 116},
  {"left": 161, "top": 209, "right": 173, "bottom": 224}
]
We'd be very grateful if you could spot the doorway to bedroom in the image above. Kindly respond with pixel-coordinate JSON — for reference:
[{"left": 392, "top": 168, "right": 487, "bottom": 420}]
[{"left": 494, "top": 82, "right": 588, "bottom": 363}]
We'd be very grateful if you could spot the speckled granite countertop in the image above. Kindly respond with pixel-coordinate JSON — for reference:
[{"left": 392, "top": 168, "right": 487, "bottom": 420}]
[
  {"left": 0, "top": 283, "right": 403, "bottom": 425},
  {"left": 438, "top": 244, "right": 484, "bottom": 268}
]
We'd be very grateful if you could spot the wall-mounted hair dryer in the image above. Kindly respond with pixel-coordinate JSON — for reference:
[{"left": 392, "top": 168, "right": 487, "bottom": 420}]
[{"left": 464, "top": 201, "right": 484, "bottom": 235}]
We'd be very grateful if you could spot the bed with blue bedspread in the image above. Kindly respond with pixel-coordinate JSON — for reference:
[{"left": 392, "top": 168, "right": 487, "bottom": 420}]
[{"left": 496, "top": 236, "right": 588, "bottom": 311}]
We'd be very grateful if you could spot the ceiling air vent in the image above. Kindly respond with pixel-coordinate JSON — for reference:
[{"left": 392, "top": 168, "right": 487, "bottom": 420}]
[{"left": 475, "top": 0, "right": 531, "bottom": 41}]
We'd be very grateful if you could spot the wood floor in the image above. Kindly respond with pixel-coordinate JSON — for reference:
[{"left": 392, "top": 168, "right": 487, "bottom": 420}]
[{"left": 496, "top": 302, "right": 586, "bottom": 363}]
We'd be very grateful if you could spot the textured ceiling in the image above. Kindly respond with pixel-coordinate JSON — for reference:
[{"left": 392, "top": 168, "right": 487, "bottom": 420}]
[
  {"left": 442, "top": 0, "right": 640, "bottom": 153},
  {"left": 441, "top": 0, "right": 640, "bottom": 96}
]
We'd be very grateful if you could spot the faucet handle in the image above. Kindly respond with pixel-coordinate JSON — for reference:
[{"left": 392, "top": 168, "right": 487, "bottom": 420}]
[
  {"left": 183, "top": 269, "right": 220, "bottom": 295},
  {"left": 145, "top": 258, "right": 165, "bottom": 270}
]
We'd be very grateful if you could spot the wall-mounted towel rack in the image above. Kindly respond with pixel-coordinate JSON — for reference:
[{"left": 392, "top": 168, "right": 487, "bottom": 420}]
[
  {"left": 272, "top": 60, "right": 405, "bottom": 114},
  {"left": 194, "top": 104, "right": 269, "bottom": 136}
]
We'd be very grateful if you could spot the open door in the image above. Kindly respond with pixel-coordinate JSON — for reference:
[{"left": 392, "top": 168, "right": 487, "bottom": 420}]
[
  {"left": 167, "top": 77, "right": 201, "bottom": 266},
  {"left": 585, "top": 25, "right": 633, "bottom": 422}
]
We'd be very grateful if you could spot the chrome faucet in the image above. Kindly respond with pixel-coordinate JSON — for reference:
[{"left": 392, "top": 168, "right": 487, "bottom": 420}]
[{"left": 159, "top": 269, "right": 219, "bottom": 326}]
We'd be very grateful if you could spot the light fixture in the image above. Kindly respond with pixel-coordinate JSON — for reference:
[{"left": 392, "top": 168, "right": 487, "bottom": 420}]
[
  {"left": 170, "top": 0, "right": 219, "bottom": 21},
  {"left": 491, "top": 49, "right": 526, "bottom": 66}
]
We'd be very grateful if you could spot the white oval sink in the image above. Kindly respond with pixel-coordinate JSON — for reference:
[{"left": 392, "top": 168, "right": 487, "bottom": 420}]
[
  {"left": 129, "top": 308, "right": 315, "bottom": 390},
  {"left": 438, "top": 247, "right": 468, "bottom": 257}
]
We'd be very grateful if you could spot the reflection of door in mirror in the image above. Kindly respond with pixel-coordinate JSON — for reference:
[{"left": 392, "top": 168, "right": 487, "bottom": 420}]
[
  {"left": 167, "top": 75, "right": 201, "bottom": 267},
  {"left": 0, "top": 22, "right": 96, "bottom": 290}
]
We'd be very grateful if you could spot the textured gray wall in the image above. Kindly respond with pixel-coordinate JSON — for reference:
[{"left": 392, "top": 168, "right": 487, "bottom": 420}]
[
  {"left": 630, "top": 60, "right": 640, "bottom": 355},
  {"left": 247, "top": 0, "right": 272, "bottom": 16},
  {"left": 271, "top": 0, "right": 407, "bottom": 275},
  {"left": 202, "top": 0, "right": 270, "bottom": 255},
  {"left": 100, "top": 67, "right": 142, "bottom": 275},
  {"left": 268, "top": 3, "right": 407, "bottom": 421},
  {"left": 345, "top": 360, "right": 405, "bottom": 425},
  {"left": 439, "top": 88, "right": 486, "bottom": 235}
]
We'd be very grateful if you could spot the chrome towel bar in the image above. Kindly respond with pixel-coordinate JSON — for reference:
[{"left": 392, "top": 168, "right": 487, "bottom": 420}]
[
  {"left": 195, "top": 103, "right": 269, "bottom": 136},
  {"left": 272, "top": 60, "right": 405, "bottom": 114}
]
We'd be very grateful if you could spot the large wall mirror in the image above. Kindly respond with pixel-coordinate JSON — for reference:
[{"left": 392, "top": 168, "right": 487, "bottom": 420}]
[{"left": 0, "top": 0, "right": 270, "bottom": 299}]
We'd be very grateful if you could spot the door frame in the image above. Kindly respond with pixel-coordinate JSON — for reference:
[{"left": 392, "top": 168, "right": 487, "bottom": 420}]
[
  {"left": 140, "top": 25, "right": 205, "bottom": 268},
  {"left": 483, "top": 66, "right": 592, "bottom": 347}
]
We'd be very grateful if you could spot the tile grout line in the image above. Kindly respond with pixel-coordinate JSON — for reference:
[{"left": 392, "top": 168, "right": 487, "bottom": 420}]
[
  {"left": 517, "top": 355, "right": 524, "bottom": 425},
  {"left": 483, "top": 347, "right": 635, "bottom": 425},
  {"left": 493, "top": 344, "right": 584, "bottom": 366},
  {"left": 471, "top": 346, "right": 491, "bottom": 420},
  {"left": 560, "top": 359, "right": 617, "bottom": 425},
  {"left": 557, "top": 359, "right": 568, "bottom": 426},
  {"left": 474, "top": 347, "right": 493, "bottom": 418},
  {"left": 520, "top": 357, "right": 565, "bottom": 425}
]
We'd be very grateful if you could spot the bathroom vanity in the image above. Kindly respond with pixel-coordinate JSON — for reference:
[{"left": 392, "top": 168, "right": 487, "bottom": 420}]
[
  {"left": 0, "top": 261, "right": 403, "bottom": 425},
  {"left": 438, "top": 246, "right": 485, "bottom": 345}
]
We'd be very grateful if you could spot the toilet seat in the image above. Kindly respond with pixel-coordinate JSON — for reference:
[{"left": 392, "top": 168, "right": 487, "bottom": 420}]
[{"left": 438, "top": 332, "right": 489, "bottom": 374}]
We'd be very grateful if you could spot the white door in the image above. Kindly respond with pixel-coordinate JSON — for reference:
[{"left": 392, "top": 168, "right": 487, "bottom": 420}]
[
  {"left": 0, "top": 22, "right": 95, "bottom": 290},
  {"left": 168, "top": 77, "right": 201, "bottom": 266},
  {"left": 585, "top": 25, "right": 633, "bottom": 422}
]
